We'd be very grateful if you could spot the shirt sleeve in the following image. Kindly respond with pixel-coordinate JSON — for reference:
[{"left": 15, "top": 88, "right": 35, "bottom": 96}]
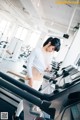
[
  {"left": 27, "top": 48, "right": 36, "bottom": 78},
  {"left": 46, "top": 53, "right": 53, "bottom": 70}
]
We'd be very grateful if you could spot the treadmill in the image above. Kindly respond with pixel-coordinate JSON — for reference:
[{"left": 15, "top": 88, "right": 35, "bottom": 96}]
[
  {"left": 0, "top": 71, "right": 80, "bottom": 120},
  {"left": 0, "top": 87, "right": 21, "bottom": 120},
  {"left": 0, "top": 77, "right": 56, "bottom": 120}
]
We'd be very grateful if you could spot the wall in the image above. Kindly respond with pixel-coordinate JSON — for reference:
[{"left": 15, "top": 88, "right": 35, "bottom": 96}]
[{"left": 61, "top": 28, "right": 80, "bottom": 68}]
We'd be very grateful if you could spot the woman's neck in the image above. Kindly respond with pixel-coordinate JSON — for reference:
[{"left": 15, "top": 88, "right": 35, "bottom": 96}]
[{"left": 42, "top": 46, "right": 47, "bottom": 52}]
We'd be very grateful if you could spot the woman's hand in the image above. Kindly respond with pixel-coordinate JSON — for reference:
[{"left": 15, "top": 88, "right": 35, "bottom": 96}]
[
  {"left": 45, "top": 67, "right": 50, "bottom": 72},
  {"left": 45, "top": 66, "right": 51, "bottom": 72},
  {"left": 28, "top": 77, "right": 33, "bottom": 87},
  {"left": 25, "top": 76, "right": 33, "bottom": 87}
]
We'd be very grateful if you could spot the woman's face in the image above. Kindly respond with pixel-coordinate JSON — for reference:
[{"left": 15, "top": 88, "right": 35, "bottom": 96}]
[{"left": 46, "top": 45, "right": 55, "bottom": 52}]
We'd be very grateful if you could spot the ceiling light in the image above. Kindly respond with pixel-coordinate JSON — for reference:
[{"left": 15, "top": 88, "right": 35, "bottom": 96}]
[
  {"left": 51, "top": 22, "right": 54, "bottom": 25},
  {"left": 37, "top": 0, "right": 40, "bottom": 7}
]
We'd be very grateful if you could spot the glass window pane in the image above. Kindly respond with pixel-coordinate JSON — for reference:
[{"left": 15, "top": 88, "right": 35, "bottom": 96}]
[
  {"left": 20, "top": 28, "right": 28, "bottom": 41},
  {"left": 15, "top": 26, "right": 23, "bottom": 39},
  {"left": 0, "top": 20, "right": 7, "bottom": 32}
]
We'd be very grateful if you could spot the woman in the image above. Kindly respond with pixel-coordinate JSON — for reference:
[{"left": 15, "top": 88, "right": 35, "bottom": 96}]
[{"left": 26, "top": 37, "right": 61, "bottom": 90}]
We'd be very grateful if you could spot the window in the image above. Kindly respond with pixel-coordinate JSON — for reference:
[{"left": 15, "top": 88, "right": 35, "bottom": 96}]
[
  {"left": 0, "top": 20, "right": 7, "bottom": 33},
  {"left": 15, "top": 26, "right": 28, "bottom": 41}
]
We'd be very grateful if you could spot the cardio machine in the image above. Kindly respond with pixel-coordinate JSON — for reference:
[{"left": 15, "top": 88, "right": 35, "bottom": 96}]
[{"left": 0, "top": 68, "right": 80, "bottom": 120}]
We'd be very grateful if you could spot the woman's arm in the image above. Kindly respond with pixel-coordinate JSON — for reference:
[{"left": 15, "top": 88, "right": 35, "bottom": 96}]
[
  {"left": 27, "top": 49, "right": 36, "bottom": 78},
  {"left": 26, "top": 48, "right": 36, "bottom": 86},
  {"left": 45, "top": 53, "right": 53, "bottom": 72}
]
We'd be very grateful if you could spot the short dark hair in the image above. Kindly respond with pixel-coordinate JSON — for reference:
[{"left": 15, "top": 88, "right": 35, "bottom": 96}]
[{"left": 43, "top": 37, "right": 61, "bottom": 52}]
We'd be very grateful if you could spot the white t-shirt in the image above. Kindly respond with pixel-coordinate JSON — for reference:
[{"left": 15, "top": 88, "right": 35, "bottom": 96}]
[{"left": 27, "top": 47, "right": 53, "bottom": 78}]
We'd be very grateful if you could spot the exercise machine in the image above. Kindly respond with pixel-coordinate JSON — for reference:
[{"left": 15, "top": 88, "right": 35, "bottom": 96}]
[{"left": 0, "top": 70, "right": 80, "bottom": 120}]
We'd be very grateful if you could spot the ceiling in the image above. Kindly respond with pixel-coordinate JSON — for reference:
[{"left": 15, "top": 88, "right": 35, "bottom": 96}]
[{"left": 0, "top": 0, "right": 80, "bottom": 34}]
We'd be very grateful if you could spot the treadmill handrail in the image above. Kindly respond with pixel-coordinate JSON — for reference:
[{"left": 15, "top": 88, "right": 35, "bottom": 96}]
[
  {"left": 0, "top": 78, "right": 55, "bottom": 118},
  {"left": 0, "top": 72, "right": 44, "bottom": 98},
  {"left": 0, "top": 72, "right": 80, "bottom": 101},
  {"left": 0, "top": 78, "right": 41, "bottom": 106}
]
